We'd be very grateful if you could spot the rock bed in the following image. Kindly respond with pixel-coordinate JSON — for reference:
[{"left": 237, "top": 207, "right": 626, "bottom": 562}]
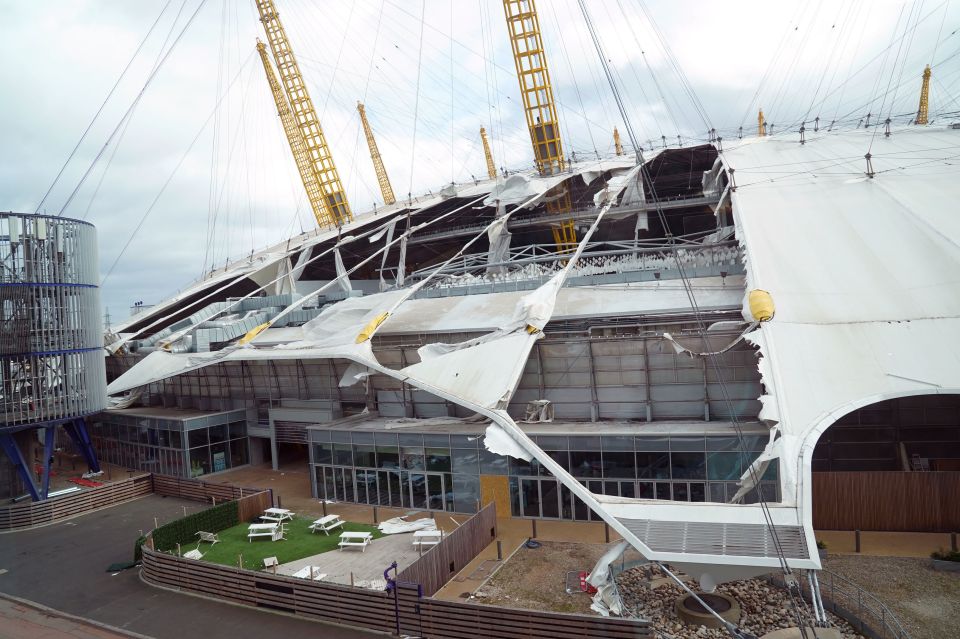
[{"left": 615, "top": 566, "right": 865, "bottom": 638}]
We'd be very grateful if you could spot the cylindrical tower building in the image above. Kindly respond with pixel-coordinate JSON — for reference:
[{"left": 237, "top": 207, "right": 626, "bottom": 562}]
[{"left": 0, "top": 213, "right": 106, "bottom": 500}]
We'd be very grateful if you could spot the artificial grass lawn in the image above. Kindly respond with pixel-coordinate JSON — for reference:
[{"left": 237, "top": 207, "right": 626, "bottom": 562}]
[{"left": 196, "top": 516, "right": 382, "bottom": 569}]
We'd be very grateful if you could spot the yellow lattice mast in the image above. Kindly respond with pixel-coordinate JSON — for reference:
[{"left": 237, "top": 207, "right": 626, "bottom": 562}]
[
  {"left": 256, "top": 0, "right": 351, "bottom": 228},
  {"left": 502, "top": 0, "right": 576, "bottom": 252},
  {"left": 916, "top": 65, "right": 931, "bottom": 125},
  {"left": 357, "top": 102, "right": 396, "bottom": 206},
  {"left": 256, "top": 41, "right": 326, "bottom": 226},
  {"left": 613, "top": 127, "right": 623, "bottom": 156},
  {"left": 480, "top": 127, "right": 497, "bottom": 180},
  {"left": 758, "top": 109, "right": 767, "bottom": 136}
]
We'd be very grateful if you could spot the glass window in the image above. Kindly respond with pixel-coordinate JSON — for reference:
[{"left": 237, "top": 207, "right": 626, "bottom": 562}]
[
  {"left": 425, "top": 448, "right": 451, "bottom": 472},
  {"left": 211, "top": 441, "right": 229, "bottom": 472},
  {"left": 510, "top": 456, "right": 540, "bottom": 476},
  {"left": 167, "top": 431, "right": 182, "bottom": 449},
  {"left": 671, "top": 452, "right": 707, "bottom": 479},
  {"left": 312, "top": 429, "right": 331, "bottom": 442},
  {"left": 401, "top": 447, "right": 425, "bottom": 470},
  {"left": 570, "top": 451, "right": 603, "bottom": 478},
  {"left": 602, "top": 436, "right": 633, "bottom": 451},
  {"left": 209, "top": 424, "right": 227, "bottom": 444},
  {"left": 655, "top": 482, "right": 672, "bottom": 499},
  {"left": 451, "top": 449, "right": 480, "bottom": 475},
  {"left": 479, "top": 449, "right": 509, "bottom": 475},
  {"left": 670, "top": 437, "right": 705, "bottom": 452},
  {"left": 398, "top": 433, "right": 423, "bottom": 447},
  {"left": 377, "top": 446, "right": 400, "bottom": 470},
  {"left": 313, "top": 443, "right": 332, "bottom": 464},
  {"left": 351, "top": 431, "right": 374, "bottom": 444},
  {"left": 230, "top": 439, "right": 248, "bottom": 467},
  {"left": 690, "top": 482, "right": 706, "bottom": 502},
  {"left": 157, "top": 430, "right": 171, "bottom": 448},
  {"left": 569, "top": 436, "right": 602, "bottom": 451},
  {"left": 536, "top": 436, "right": 568, "bottom": 450},
  {"left": 354, "top": 445, "right": 376, "bottom": 468},
  {"left": 374, "top": 431, "right": 397, "bottom": 446},
  {"left": 452, "top": 474, "right": 480, "bottom": 513},
  {"left": 331, "top": 430, "right": 352, "bottom": 443},
  {"left": 189, "top": 447, "right": 210, "bottom": 477},
  {"left": 450, "top": 434, "right": 479, "bottom": 448},
  {"left": 423, "top": 434, "right": 450, "bottom": 447},
  {"left": 333, "top": 443, "right": 353, "bottom": 466},
  {"left": 635, "top": 436, "right": 669, "bottom": 451},
  {"left": 602, "top": 451, "right": 635, "bottom": 478},
  {"left": 229, "top": 422, "right": 246, "bottom": 439},
  {"left": 706, "top": 436, "right": 741, "bottom": 451},
  {"left": 707, "top": 451, "right": 742, "bottom": 480},
  {"left": 188, "top": 429, "right": 208, "bottom": 448},
  {"left": 540, "top": 450, "right": 569, "bottom": 476},
  {"left": 637, "top": 482, "right": 654, "bottom": 499},
  {"left": 636, "top": 452, "right": 670, "bottom": 479},
  {"left": 509, "top": 477, "right": 520, "bottom": 516}
]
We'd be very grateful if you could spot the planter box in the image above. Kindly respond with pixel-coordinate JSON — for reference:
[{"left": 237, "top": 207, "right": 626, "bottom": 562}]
[{"left": 931, "top": 558, "right": 960, "bottom": 572}]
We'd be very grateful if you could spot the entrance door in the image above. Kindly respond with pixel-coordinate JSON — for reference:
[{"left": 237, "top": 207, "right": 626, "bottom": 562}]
[{"left": 425, "top": 473, "right": 447, "bottom": 511}]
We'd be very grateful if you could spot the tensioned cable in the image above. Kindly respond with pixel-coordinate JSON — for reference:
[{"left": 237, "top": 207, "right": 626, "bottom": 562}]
[
  {"left": 34, "top": 0, "right": 172, "bottom": 214},
  {"left": 408, "top": 0, "right": 426, "bottom": 199},
  {"left": 577, "top": 1, "right": 814, "bottom": 634},
  {"left": 57, "top": 0, "right": 208, "bottom": 218},
  {"left": 102, "top": 51, "right": 254, "bottom": 287}
]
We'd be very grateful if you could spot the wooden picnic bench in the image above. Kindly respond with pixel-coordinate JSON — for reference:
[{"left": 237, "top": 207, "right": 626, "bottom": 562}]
[
  {"left": 308, "top": 514, "right": 344, "bottom": 535},
  {"left": 412, "top": 530, "right": 443, "bottom": 548},
  {"left": 248, "top": 522, "right": 284, "bottom": 542},
  {"left": 195, "top": 531, "right": 219, "bottom": 545},
  {"left": 338, "top": 531, "right": 373, "bottom": 552}
]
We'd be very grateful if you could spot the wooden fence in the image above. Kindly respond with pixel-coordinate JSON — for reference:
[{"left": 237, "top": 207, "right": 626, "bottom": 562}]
[
  {"left": 152, "top": 474, "right": 269, "bottom": 505},
  {"left": 813, "top": 471, "right": 960, "bottom": 531},
  {"left": 140, "top": 546, "right": 651, "bottom": 638},
  {"left": 397, "top": 502, "right": 497, "bottom": 597},
  {"left": 0, "top": 473, "right": 153, "bottom": 531}
]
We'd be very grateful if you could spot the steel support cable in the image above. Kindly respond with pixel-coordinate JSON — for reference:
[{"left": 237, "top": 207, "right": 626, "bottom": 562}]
[
  {"left": 766, "top": 0, "right": 826, "bottom": 124},
  {"left": 802, "top": 0, "right": 862, "bottom": 123},
  {"left": 814, "top": 0, "right": 867, "bottom": 123},
  {"left": 577, "top": 1, "right": 815, "bottom": 634},
  {"left": 81, "top": 0, "right": 191, "bottom": 223},
  {"left": 203, "top": 0, "right": 228, "bottom": 274},
  {"left": 101, "top": 51, "right": 254, "bottom": 287},
  {"left": 545, "top": 1, "right": 599, "bottom": 156},
  {"left": 57, "top": 0, "right": 208, "bottom": 219},
  {"left": 35, "top": 0, "right": 173, "bottom": 215},
  {"left": 869, "top": 3, "right": 913, "bottom": 153},
  {"left": 408, "top": 0, "right": 426, "bottom": 198},
  {"left": 883, "top": 0, "right": 928, "bottom": 122}
]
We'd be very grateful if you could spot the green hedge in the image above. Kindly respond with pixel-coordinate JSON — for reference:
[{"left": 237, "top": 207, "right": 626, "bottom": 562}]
[{"left": 152, "top": 500, "right": 239, "bottom": 552}]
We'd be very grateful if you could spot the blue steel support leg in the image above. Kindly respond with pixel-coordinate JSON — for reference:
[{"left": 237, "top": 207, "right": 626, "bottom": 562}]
[
  {"left": 0, "top": 433, "right": 41, "bottom": 501},
  {"left": 64, "top": 418, "right": 101, "bottom": 473},
  {"left": 40, "top": 425, "right": 56, "bottom": 500}
]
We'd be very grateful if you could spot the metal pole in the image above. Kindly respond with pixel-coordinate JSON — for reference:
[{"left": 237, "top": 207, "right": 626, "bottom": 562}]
[
  {"left": 531, "top": 518, "right": 537, "bottom": 539},
  {"left": 497, "top": 540, "right": 503, "bottom": 560},
  {"left": 951, "top": 532, "right": 957, "bottom": 552},
  {"left": 604, "top": 522, "right": 610, "bottom": 543},
  {"left": 322, "top": 500, "right": 328, "bottom": 516},
  {"left": 855, "top": 529, "right": 861, "bottom": 553}
]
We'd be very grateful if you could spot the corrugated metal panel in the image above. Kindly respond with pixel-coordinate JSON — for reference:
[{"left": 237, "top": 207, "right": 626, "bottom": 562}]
[
  {"left": 617, "top": 517, "right": 810, "bottom": 559},
  {"left": 274, "top": 420, "right": 310, "bottom": 444}
]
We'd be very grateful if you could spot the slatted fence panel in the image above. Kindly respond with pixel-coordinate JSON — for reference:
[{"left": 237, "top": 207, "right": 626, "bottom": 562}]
[
  {"left": 152, "top": 474, "right": 266, "bottom": 505},
  {"left": 0, "top": 473, "right": 153, "bottom": 530},
  {"left": 812, "top": 471, "right": 960, "bottom": 531},
  {"left": 397, "top": 502, "right": 497, "bottom": 596}
]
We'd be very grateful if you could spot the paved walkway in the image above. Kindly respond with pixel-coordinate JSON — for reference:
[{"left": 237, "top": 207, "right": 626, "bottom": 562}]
[
  {"left": 0, "top": 594, "right": 149, "bottom": 639},
  {"left": 0, "top": 495, "right": 381, "bottom": 639},
  {"left": 276, "top": 531, "right": 424, "bottom": 587}
]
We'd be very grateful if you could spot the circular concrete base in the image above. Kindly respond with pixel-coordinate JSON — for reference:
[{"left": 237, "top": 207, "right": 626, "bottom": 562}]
[{"left": 674, "top": 592, "right": 741, "bottom": 629}]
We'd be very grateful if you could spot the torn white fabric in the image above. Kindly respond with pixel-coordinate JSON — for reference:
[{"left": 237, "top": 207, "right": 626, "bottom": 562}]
[
  {"left": 483, "top": 422, "right": 532, "bottom": 461},
  {"left": 731, "top": 426, "right": 780, "bottom": 503},
  {"left": 486, "top": 215, "right": 512, "bottom": 275},
  {"left": 334, "top": 248, "right": 352, "bottom": 294},
  {"left": 378, "top": 516, "right": 438, "bottom": 535},
  {"left": 338, "top": 362, "right": 369, "bottom": 388},
  {"left": 587, "top": 541, "right": 630, "bottom": 588},
  {"left": 378, "top": 218, "right": 397, "bottom": 291},
  {"left": 663, "top": 321, "right": 757, "bottom": 357},
  {"left": 396, "top": 234, "right": 407, "bottom": 287},
  {"left": 590, "top": 581, "right": 624, "bottom": 617}
]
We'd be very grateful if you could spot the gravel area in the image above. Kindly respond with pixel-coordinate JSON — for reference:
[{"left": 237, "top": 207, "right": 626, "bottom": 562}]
[
  {"left": 475, "top": 541, "right": 608, "bottom": 614},
  {"left": 822, "top": 555, "right": 960, "bottom": 639},
  {"left": 616, "top": 566, "right": 863, "bottom": 638}
]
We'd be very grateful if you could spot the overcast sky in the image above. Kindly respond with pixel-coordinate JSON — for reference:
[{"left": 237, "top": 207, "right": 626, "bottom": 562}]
[{"left": 2, "top": 0, "right": 958, "bottom": 324}]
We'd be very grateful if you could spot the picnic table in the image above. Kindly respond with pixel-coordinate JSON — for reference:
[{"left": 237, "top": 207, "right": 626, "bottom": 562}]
[
  {"left": 308, "top": 514, "right": 344, "bottom": 535},
  {"left": 292, "top": 566, "right": 327, "bottom": 581},
  {"left": 338, "top": 531, "right": 373, "bottom": 552},
  {"left": 260, "top": 507, "right": 294, "bottom": 524},
  {"left": 412, "top": 530, "right": 443, "bottom": 548},
  {"left": 248, "top": 522, "right": 284, "bottom": 542}
]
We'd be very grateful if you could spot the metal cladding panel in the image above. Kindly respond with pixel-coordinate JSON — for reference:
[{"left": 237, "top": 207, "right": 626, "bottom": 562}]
[
  {"left": 1, "top": 214, "right": 106, "bottom": 430},
  {"left": 617, "top": 517, "right": 810, "bottom": 560}
]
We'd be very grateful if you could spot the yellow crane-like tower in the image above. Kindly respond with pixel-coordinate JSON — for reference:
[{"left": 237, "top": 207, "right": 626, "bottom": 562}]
[
  {"left": 480, "top": 127, "right": 497, "bottom": 180},
  {"left": 256, "top": 0, "right": 351, "bottom": 228},
  {"left": 613, "top": 127, "right": 624, "bottom": 156},
  {"left": 502, "top": 0, "right": 576, "bottom": 253},
  {"left": 256, "top": 40, "right": 326, "bottom": 226},
  {"left": 357, "top": 102, "right": 396, "bottom": 206},
  {"left": 758, "top": 109, "right": 767, "bottom": 136},
  {"left": 916, "top": 65, "right": 931, "bottom": 125}
]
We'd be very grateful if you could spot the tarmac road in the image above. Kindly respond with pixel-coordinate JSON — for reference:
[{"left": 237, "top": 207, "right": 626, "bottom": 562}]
[{"left": 0, "top": 495, "right": 383, "bottom": 639}]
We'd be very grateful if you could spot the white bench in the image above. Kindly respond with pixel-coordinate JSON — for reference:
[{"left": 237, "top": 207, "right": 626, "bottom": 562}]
[
  {"left": 309, "top": 515, "right": 344, "bottom": 535},
  {"left": 248, "top": 523, "right": 283, "bottom": 542},
  {"left": 412, "top": 530, "right": 443, "bottom": 548},
  {"left": 260, "top": 508, "right": 294, "bottom": 524},
  {"left": 292, "top": 565, "right": 327, "bottom": 581},
  {"left": 263, "top": 556, "right": 279, "bottom": 571},
  {"left": 196, "top": 531, "right": 220, "bottom": 545},
  {"left": 338, "top": 531, "right": 373, "bottom": 552}
]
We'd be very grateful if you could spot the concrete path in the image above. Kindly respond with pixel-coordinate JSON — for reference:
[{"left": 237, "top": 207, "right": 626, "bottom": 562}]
[
  {"left": 0, "top": 495, "right": 381, "bottom": 639},
  {"left": 275, "top": 531, "right": 424, "bottom": 587},
  {"left": 0, "top": 594, "right": 149, "bottom": 639}
]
